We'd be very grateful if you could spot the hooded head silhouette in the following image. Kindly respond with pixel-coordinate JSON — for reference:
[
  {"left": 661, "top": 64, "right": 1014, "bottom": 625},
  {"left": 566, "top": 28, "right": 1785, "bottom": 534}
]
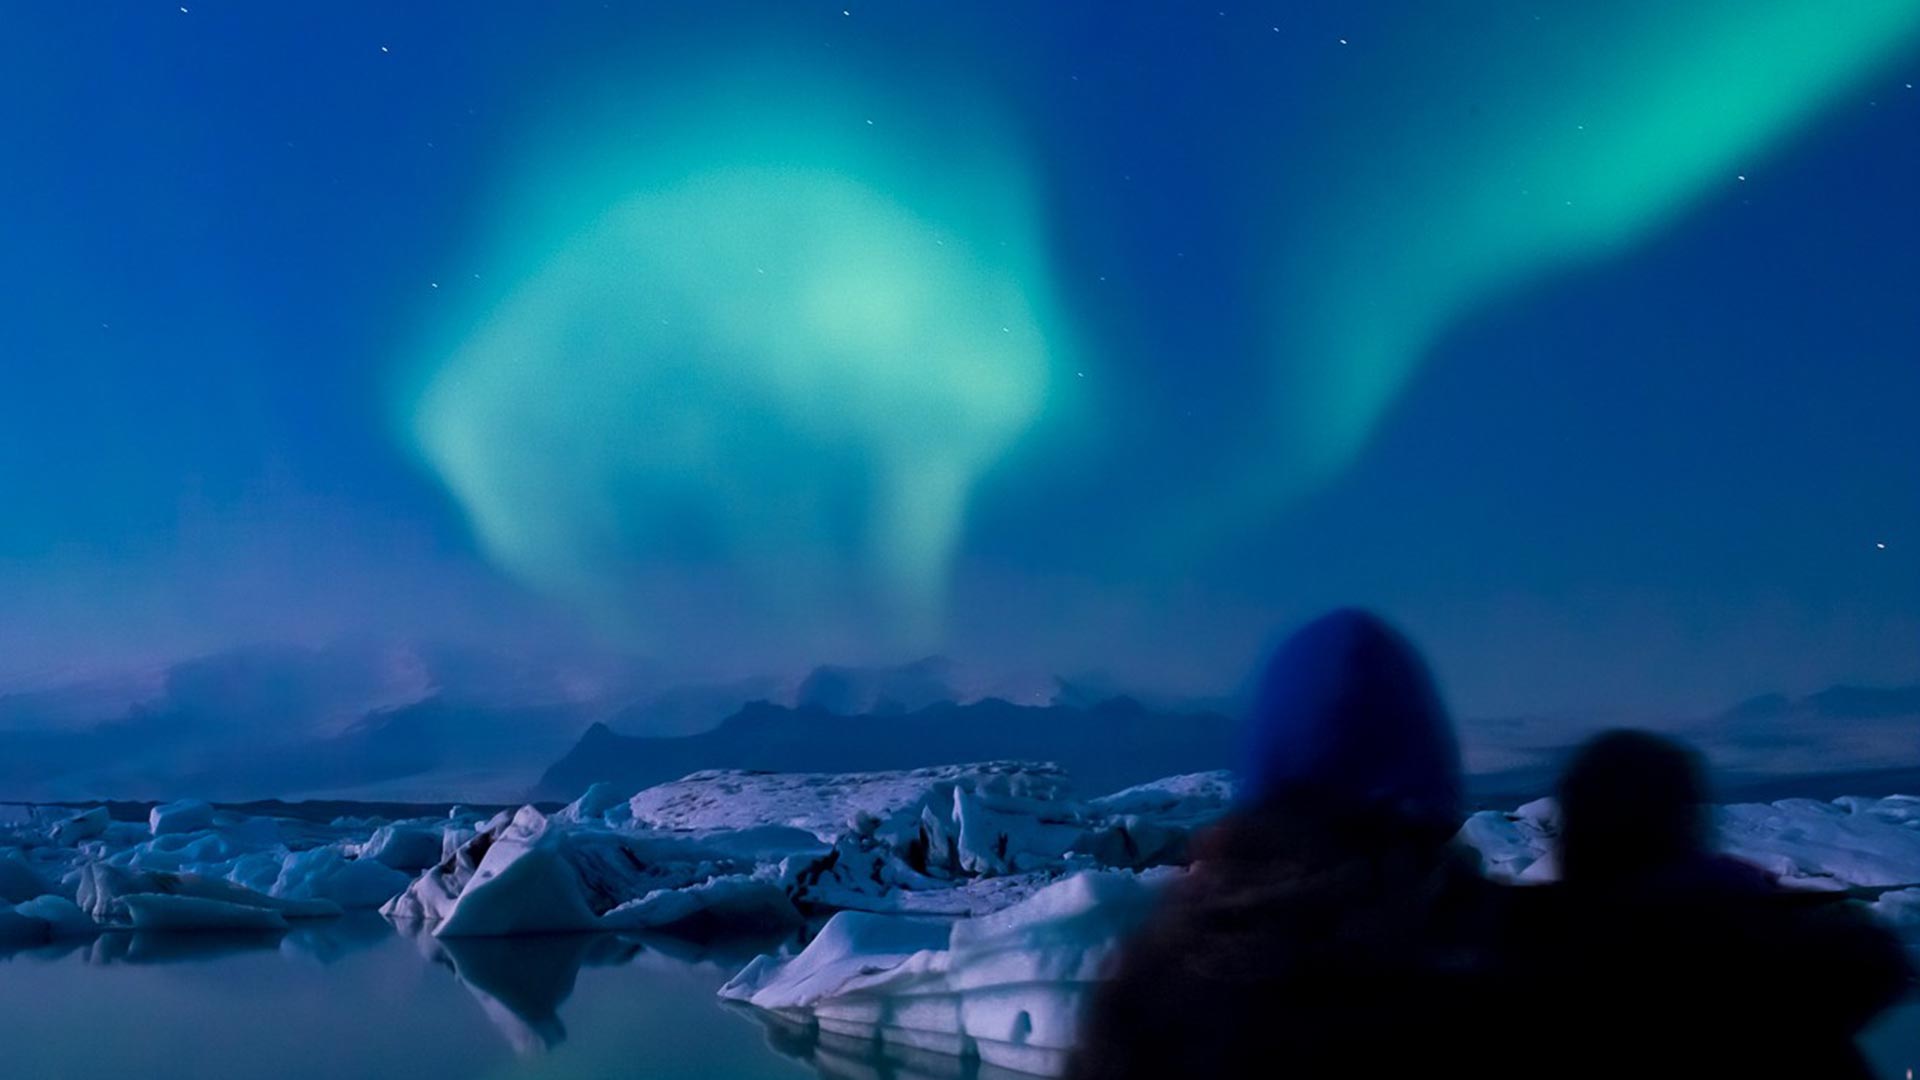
[{"left": 1237, "top": 609, "right": 1463, "bottom": 835}]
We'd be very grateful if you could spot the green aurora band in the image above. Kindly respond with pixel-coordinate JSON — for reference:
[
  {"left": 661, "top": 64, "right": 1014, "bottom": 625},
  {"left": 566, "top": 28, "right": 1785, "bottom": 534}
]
[
  {"left": 409, "top": 74, "right": 1072, "bottom": 652},
  {"left": 1267, "top": 0, "right": 1920, "bottom": 494},
  {"left": 411, "top": 6, "right": 1919, "bottom": 651}
]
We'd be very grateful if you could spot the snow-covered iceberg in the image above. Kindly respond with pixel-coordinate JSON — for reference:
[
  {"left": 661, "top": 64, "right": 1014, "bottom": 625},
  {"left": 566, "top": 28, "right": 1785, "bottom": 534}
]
[
  {"left": 1455, "top": 793, "right": 1920, "bottom": 890},
  {"left": 380, "top": 804, "right": 822, "bottom": 937},
  {"left": 722, "top": 871, "right": 1166, "bottom": 1076},
  {"left": 382, "top": 763, "right": 1229, "bottom": 938},
  {"left": 149, "top": 798, "right": 215, "bottom": 836}
]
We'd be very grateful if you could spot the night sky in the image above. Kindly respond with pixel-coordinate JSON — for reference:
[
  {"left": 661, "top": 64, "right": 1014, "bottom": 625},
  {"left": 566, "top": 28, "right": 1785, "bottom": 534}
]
[{"left": 3, "top": 2, "right": 1917, "bottom": 719}]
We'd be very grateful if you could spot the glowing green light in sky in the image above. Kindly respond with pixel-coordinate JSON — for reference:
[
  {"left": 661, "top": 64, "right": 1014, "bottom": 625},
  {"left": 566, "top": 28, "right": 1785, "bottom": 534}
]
[
  {"left": 1269, "top": 0, "right": 1920, "bottom": 492},
  {"left": 409, "top": 70, "right": 1069, "bottom": 653}
]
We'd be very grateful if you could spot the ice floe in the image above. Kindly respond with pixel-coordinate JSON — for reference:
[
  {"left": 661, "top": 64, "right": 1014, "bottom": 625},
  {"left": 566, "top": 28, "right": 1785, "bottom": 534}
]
[
  {"left": 1456, "top": 793, "right": 1920, "bottom": 890},
  {"left": 721, "top": 871, "right": 1167, "bottom": 1076}
]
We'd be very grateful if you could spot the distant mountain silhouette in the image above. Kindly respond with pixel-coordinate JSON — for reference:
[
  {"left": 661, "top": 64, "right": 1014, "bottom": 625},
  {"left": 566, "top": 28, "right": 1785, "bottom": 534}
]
[
  {"left": 1692, "top": 681, "right": 1920, "bottom": 776},
  {"left": 595, "top": 656, "right": 1067, "bottom": 736},
  {"left": 535, "top": 696, "right": 1239, "bottom": 801},
  {"left": 0, "top": 641, "right": 634, "bottom": 802},
  {"left": 6, "top": 638, "right": 1914, "bottom": 804},
  {"left": 1723, "top": 684, "right": 1920, "bottom": 724}
]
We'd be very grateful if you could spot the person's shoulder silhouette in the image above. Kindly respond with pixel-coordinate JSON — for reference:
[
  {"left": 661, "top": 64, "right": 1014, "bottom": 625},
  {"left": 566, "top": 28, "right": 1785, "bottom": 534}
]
[
  {"left": 1507, "top": 728, "right": 1912, "bottom": 1079},
  {"left": 1069, "top": 609, "right": 1507, "bottom": 1079}
]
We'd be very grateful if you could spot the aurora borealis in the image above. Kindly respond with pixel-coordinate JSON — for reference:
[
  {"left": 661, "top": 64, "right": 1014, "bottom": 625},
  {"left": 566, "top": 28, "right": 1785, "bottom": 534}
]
[
  {"left": 411, "top": 68, "right": 1071, "bottom": 651},
  {"left": 1260, "top": 0, "right": 1920, "bottom": 499},
  {"left": 3, "top": 2, "right": 1918, "bottom": 715}
]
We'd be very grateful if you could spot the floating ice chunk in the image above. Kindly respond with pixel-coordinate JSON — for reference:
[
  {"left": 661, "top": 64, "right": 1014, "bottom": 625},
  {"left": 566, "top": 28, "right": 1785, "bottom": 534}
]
[
  {"left": 121, "top": 829, "right": 258, "bottom": 873},
  {"left": 149, "top": 799, "right": 214, "bottom": 836},
  {"left": 12, "top": 894, "right": 96, "bottom": 937},
  {"left": 1870, "top": 887, "right": 1920, "bottom": 926},
  {"left": 384, "top": 825, "right": 495, "bottom": 925},
  {"left": 51, "top": 807, "right": 110, "bottom": 845},
  {"left": 602, "top": 874, "right": 801, "bottom": 934},
  {"left": 1087, "top": 771, "right": 1235, "bottom": 821},
  {"left": 389, "top": 802, "right": 819, "bottom": 937},
  {"left": 1513, "top": 796, "right": 1560, "bottom": 829},
  {"left": 77, "top": 862, "right": 339, "bottom": 925},
  {"left": 1457, "top": 810, "right": 1549, "bottom": 881},
  {"left": 941, "top": 871, "right": 1162, "bottom": 1075},
  {"left": 0, "top": 849, "right": 49, "bottom": 903},
  {"left": 121, "top": 892, "right": 290, "bottom": 932},
  {"left": 432, "top": 807, "right": 603, "bottom": 937},
  {"left": 1076, "top": 771, "right": 1236, "bottom": 870},
  {"left": 719, "top": 908, "right": 950, "bottom": 1007},
  {"left": 952, "top": 788, "right": 1083, "bottom": 877},
  {"left": 441, "top": 825, "right": 477, "bottom": 863},
  {"left": 359, "top": 824, "right": 445, "bottom": 872},
  {"left": 554, "top": 782, "right": 628, "bottom": 825},
  {"left": 723, "top": 871, "right": 1164, "bottom": 1076},
  {"left": 0, "top": 905, "right": 48, "bottom": 944},
  {"left": 1718, "top": 798, "right": 1920, "bottom": 888},
  {"left": 272, "top": 847, "right": 412, "bottom": 908},
  {"left": 1517, "top": 848, "right": 1561, "bottom": 883}
]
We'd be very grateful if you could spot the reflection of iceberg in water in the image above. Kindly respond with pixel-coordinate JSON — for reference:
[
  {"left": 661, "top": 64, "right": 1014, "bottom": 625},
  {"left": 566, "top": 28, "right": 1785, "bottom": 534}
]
[
  {"left": 401, "top": 925, "right": 800, "bottom": 1058},
  {"left": 99, "top": 929, "right": 286, "bottom": 965},
  {"left": 281, "top": 911, "right": 397, "bottom": 964},
  {"left": 729, "top": 1003, "right": 1036, "bottom": 1080},
  {"left": 405, "top": 927, "right": 643, "bottom": 1056},
  {"left": 0, "top": 912, "right": 397, "bottom": 966}
]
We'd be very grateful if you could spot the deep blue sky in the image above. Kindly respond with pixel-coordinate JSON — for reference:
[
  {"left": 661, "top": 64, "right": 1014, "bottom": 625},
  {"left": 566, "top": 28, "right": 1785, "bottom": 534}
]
[{"left": 2, "top": 2, "right": 1915, "bottom": 718}]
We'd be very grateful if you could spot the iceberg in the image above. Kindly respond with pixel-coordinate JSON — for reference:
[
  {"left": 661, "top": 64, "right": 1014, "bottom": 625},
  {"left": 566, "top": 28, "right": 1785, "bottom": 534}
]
[
  {"left": 0, "top": 905, "right": 48, "bottom": 945},
  {"left": 50, "top": 806, "right": 110, "bottom": 845},
  {"left": 12, "top": 894, "right": 96, "bottom": 938},
  {"left": 148, "top": 798, "right": 215, "bottom": 836},
  {"left": 121, "top": 893, "right": 290, "bottom": 932},
  {"left": 77, "top": 862, "right": 341, "bottom": 926},
  {"left": 381, "top": 804, "right": 790, "bottom": 937},
  {"left": 601, "top": 874, "right": 802, "bottom": 935},
  {"left": 1455, "top": 794, "right": 1920, "bottom": 889},
  {"left": 722, "top": 871, "right": 1164, "bottom": 1076},
  {"left": 271, "top": 846, "right": 413, "bottom": 908},
  {"left": 429, "top": 807, "right": 604, "bottom": 937},
  {"left": 554, "top": 781, "right": 629, "bottom": 825},
  {"left": 381, "top": 762, "right": 1203, "bottom": 939},
  {"left": 357, "top": 823, "right": 445, "bottom": 871}
]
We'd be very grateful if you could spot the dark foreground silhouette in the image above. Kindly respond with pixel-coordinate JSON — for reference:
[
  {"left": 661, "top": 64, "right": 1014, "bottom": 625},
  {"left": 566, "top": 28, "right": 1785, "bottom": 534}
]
[
  {"left": 1068, "top": 610, "right": 1911, "bottom": 1080},
  {"left": 1504, "top": 730, "right": 1911, "bottom": 1078}
]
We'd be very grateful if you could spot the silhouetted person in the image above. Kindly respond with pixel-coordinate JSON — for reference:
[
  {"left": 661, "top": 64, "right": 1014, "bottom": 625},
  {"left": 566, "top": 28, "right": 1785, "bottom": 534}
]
[
  {"left": 1068, "top": 609, "right": 1506, "bottom": 1079},
  {"left": 1508, "top": 729, "right": 1912, "bottom": 1079}
]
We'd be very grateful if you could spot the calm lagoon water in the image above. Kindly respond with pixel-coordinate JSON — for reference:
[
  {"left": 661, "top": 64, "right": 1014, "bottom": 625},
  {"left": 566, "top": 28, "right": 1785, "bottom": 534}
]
[
  {"left": 0, "top": 915, "right": 1914, "bottom": 1079},
  {"left": 0, "top": 917, "right": 822, "bottom": 1080}
]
